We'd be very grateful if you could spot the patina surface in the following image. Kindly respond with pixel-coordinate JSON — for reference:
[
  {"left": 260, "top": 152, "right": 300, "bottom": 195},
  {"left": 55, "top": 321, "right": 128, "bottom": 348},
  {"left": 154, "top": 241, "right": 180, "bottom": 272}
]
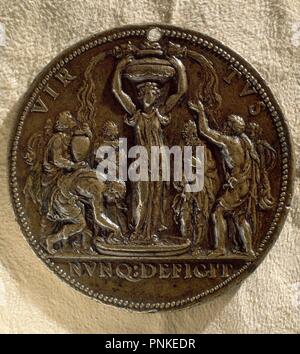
[{"left": 9, "top": 24, "right": 294, "bottom": 311}]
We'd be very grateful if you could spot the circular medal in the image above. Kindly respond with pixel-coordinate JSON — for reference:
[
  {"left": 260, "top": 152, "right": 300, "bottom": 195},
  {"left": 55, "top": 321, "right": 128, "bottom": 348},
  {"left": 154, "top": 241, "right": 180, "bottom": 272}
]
[{"left": 10, "top": 24, "right": 294, "bottom": 311}]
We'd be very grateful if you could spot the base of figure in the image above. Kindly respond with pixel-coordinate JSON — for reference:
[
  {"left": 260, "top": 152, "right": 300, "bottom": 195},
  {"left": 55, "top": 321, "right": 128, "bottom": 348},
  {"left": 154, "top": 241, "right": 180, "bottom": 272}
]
[{"left": 94, "top": 237, "right": 191, "bottom": 257}]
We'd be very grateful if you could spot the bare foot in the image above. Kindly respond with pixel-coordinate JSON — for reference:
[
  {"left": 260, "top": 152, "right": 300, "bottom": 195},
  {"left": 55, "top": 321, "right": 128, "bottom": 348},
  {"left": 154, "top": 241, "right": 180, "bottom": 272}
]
[
  {"left": 46, "top": 237, "right": 57, "bottom": 255},
  {"left": 82, "top": 247, "right": 99, "bottom": 256},
  {"left": 232, "top": 248, "right": 256, "bottom": 258},
  {"left": 106, "top": 231, "right": 124, "bottom": 244},
  {"left": 192, "top": 248, "right": 204, "bottom": 256},
  {"left": 129, "top": 232, "right": 139, "bottom": 242},
  {"left": 247, "top": 249, "right": 256, "bottom": 258},
  {"left": 207, "top": 249, "right": 226, "bottom": 257}
]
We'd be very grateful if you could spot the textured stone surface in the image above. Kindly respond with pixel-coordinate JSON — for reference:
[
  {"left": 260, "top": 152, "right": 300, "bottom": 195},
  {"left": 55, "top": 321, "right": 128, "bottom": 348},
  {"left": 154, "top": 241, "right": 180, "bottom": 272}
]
[{"left": 0, "top": 0, "right": 299, "bottom": 333}]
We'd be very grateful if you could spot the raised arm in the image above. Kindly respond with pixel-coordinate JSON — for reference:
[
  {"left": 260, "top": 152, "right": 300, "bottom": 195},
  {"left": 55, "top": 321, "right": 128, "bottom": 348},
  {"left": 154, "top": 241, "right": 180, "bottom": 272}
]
[
  {"left": 188, "top": 100, "right": 229, "bottom": 147},
  {"left": 112, "top": 56, "right": 136, "bottom": 116},
  {"left": 160, "top": 56, "right": 187, "bottom": 115}
]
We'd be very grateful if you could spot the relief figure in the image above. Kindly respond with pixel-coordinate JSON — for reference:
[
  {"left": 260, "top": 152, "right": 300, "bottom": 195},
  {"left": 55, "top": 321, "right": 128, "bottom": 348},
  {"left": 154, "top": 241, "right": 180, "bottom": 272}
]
[
  {"left": 172, "top": 120, "right": 219, "bottom": 254},
  {"left": 189, "top": 99, "right": 261, "bottom": 257},
  {"left": 24, "top": 111, "right": 122, "bottom": 254},
  {"left": 112, "top": 50, "right": 188, "bottom": 242}
]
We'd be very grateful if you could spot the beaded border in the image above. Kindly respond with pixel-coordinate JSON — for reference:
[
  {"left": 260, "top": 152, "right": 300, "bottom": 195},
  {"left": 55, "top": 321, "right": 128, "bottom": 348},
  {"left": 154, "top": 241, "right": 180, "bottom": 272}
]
[{"left": 9, "top": 25, "right": 293, "bottom": 311}]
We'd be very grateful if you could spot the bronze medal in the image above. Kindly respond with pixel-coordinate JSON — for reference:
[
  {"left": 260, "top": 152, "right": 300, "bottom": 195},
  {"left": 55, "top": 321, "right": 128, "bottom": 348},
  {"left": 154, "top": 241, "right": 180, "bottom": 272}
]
[{"left": 10, "top": 25, "right": 294, "bottom": 311}]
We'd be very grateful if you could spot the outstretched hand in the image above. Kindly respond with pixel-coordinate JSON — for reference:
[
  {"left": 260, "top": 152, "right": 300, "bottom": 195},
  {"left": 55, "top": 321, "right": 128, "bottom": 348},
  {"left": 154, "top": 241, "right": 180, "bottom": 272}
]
[
  {"left": 117, "top": 55, "right": 134, "bottom": 70},
  {"left": 188, "top": 99, "right": 205, "bottom": 113},
  {"left": 82, "top": 123, "right": 93, "bottom": 138},
  {"left": 168, "top": 55, "right": 183, "bottom": 69}
]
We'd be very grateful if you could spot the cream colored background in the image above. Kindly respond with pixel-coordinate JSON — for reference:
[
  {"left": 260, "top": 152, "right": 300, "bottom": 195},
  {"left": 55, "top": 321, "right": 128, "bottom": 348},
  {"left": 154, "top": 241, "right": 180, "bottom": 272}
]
[{"left": 0, "top": 0, "right": 299, "bottom": 334}]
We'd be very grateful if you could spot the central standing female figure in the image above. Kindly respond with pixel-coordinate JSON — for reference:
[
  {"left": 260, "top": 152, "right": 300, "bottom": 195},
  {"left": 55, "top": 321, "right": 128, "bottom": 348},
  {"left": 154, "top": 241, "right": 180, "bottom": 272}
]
[{"left": 112, "top": 53, "right": 187, "bottom": 242}]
